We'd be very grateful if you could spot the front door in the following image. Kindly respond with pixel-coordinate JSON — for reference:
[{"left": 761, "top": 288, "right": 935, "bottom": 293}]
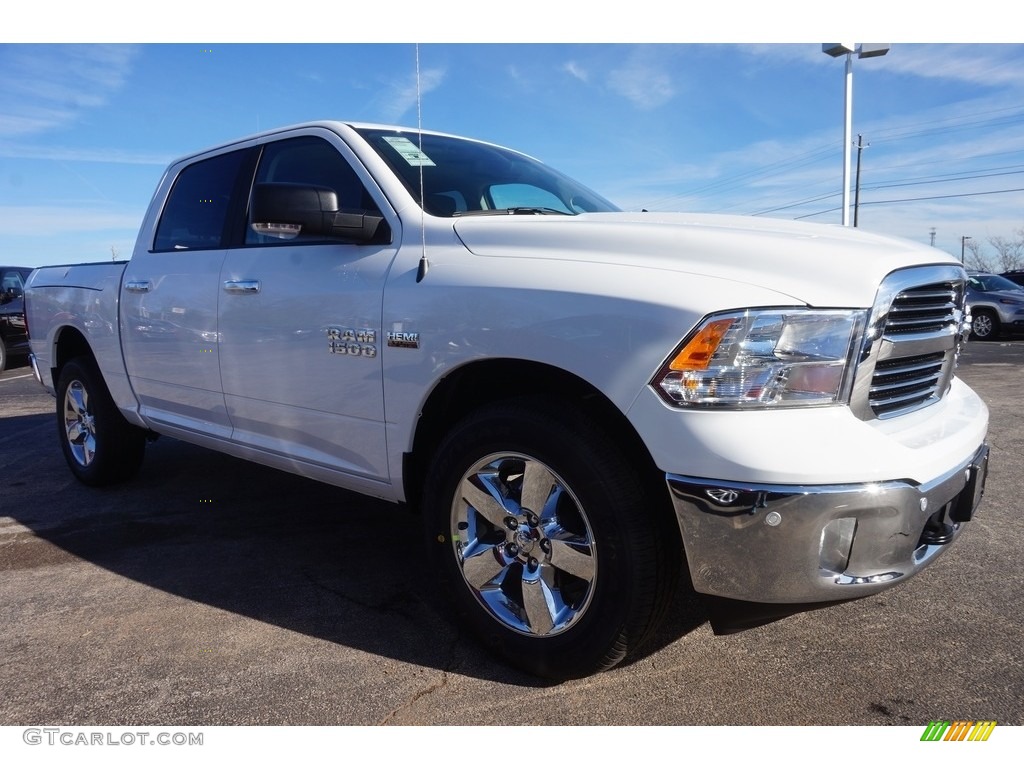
[{"left": 217, "top": 133, "right": 398, "bottom": 482}]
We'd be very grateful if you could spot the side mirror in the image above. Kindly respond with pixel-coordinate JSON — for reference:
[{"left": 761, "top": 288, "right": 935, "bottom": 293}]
[{"left": 251, "top": 183, "right": 390, "bottom": 244}]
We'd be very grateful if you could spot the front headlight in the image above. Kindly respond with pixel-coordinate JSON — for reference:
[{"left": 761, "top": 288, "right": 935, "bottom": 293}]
[{"left": 653, "top": 308, "right": 868, "bottom": 408}]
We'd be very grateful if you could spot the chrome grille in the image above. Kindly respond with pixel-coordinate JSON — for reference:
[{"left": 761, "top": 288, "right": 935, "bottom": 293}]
[
  {"left": 850, "top": 266, "right": 968, "bottom": 421},
  {"left": 869, "top": 351, "right": 947, "bottom": 416},
  {"left": 884, "top": 282, "right": 961, "bottom": 335}
]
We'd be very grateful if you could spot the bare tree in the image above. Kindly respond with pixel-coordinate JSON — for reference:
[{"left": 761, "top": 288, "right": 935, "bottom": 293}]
[
  {"left": 988, "top": 230, "right": 1024, "bottom": 271},
  {"left": 959, "top": 227, "right": 1024, "bottom": 272},
  {"left": 963, "top": 238, "right": 995, "bottom": 272}
]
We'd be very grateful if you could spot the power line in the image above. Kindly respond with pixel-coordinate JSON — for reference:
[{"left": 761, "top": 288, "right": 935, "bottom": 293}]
[
  {"left": 865, "top": 164, "right": 1024, "bottom": 189},
  {"left": 757, "top": 168, "right": 1024, "bottom": 216},
  {"left": 642, "top": 144, "right": 837, "bottom": 209},
  {"left": 793, "top": 186, "right": 1024, "bottom": 221},
  {"left": 752, "top": 190, "right": 841, "bottom": 216},
  {"left": 869, "top": 105, "right": 1024, "bottom": 143},
  {"left": 864, "top": 168, "right": 1024, "bottom": 192},
  {"left": 644, "top": 106, "right": 1024, "bottom": 213},
  {"left": 863, "top": 187, "right": 1024, "bottom": 206}
]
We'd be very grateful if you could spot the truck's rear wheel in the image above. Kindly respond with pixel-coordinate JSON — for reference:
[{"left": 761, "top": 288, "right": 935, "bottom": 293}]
[
  {"left": 424, "top": 398, "right": 679, "bottom": 679},
  {"left": 56, "top": 356, "right": 146, "bottom": 486}
]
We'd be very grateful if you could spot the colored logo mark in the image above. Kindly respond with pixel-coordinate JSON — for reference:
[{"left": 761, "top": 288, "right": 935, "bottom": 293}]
[{"left": 920, "top": 720, "right": 996, "bottom": 742}]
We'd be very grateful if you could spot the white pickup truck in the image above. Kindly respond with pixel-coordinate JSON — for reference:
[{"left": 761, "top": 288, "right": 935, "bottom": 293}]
[{"left": 25, "top": 121, "right": 989, "bottom": 678}]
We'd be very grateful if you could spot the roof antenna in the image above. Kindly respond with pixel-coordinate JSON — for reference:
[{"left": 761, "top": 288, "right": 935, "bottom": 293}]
[{"left": 415, "top": 43, "right": 429, "bottom": 283}]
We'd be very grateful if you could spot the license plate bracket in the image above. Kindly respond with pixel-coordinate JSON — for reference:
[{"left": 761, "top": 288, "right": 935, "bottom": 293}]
[{"left": 951, "top": 446, "right": 989, "bottom": 523}]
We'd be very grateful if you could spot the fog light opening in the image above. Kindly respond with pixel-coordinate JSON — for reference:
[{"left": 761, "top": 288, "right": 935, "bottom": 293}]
[{"left": 819, "top": 517, "right": 856, "bottom": 574}]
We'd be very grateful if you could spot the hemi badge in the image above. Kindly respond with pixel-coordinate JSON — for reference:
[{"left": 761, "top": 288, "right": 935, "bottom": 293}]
[{"left": 387, "top": 331, "right": 420, "bottom": 349}]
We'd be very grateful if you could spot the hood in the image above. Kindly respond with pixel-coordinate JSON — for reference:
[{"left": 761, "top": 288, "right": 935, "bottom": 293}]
[{"left": 452, "top": 212, "right": 959, "bottom": 308}]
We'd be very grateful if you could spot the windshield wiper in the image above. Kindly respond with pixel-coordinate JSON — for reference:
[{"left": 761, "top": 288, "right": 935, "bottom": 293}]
[
  {"left": 452, "top": 207, "right": 575, "bottom": 217},
  {"left": 507, "top": 207, "right": 573, "bottom": 215}
]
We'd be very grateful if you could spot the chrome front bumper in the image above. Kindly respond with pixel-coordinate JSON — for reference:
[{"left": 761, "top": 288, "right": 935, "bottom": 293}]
[{"left": 666, "top": 444, "right": 989, "bottom": 603}]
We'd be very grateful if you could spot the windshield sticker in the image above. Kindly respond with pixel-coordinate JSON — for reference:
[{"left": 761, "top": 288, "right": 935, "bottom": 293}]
[{"left": 383, "top": 136, "right": 436, "bottom": 167}]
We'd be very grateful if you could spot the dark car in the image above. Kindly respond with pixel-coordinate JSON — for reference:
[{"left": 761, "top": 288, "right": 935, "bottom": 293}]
[
  {"left": 1001, "top": 269, "right": 1024, "bottom": 287},
  {"left": 966, "top": 271, "right": 1024, "bottom": 340},
  {"left": 0, "top": 266, "right": 33, "bottom": 372}
]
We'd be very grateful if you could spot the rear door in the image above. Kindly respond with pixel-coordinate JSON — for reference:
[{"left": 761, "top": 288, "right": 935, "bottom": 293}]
[{"left": 121, "top": 147, "right": 256, "bottom": 438}]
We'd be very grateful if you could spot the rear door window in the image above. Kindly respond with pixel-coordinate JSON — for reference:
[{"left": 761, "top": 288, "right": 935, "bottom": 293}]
[{"left": 153, "top": 149, "right": 251, "bottom": 252}]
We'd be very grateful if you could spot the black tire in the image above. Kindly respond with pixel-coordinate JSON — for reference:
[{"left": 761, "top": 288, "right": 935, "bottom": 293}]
[
  {"left": 0, "top": 336, "right": 6, "bottom": 374},
  {"left": 56, "top": 356, "right": 146, "bottom": 486},
  {"left": 971, "top": 309, "right": 999, "bottom": 340},
  {"left": 423, "top": 397, "right": 680, "bottom": 679}
]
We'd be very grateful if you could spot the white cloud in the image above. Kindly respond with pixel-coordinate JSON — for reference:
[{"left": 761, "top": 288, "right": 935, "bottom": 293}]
[
  {"left": 766, "top": 42, "right": 1024, "bottom": 90},
  {"left": 0, "top": 205, "right": 142, "bottom": 236},
  {"left": 881, "top": 44, "right": 1024, "bottom": 88},
  {"left": 0, "top": 142, "right": 172, "bottom": 165},
  {"left": 374, "top": 67, "right": 447, "bottom": 124},
  {"left": 563, "top": 61, "right": 589, "bottom": 83},
  {"left": 0, "top": 44, "right": 140, "bottom": 138},
  {"left": 607, "top": 51, "right": 675, "bottom": 109},
  {"left": 0, "top": 109, "right": 76, "bottom": 138}
]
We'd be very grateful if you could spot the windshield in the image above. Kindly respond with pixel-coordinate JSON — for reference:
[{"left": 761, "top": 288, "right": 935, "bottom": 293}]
[
  {"left": 969, "top": 274, "right": 1024, "bottom": 292},
  {"left": 355, "top": 128, "right": 619, "bottom": 217}
]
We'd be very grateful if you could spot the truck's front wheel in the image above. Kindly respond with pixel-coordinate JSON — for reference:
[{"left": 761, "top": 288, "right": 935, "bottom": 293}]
[
  {"left": 56, "top": 356, "right": 146, "bottom": 486},
  {"left": 424, "top": 398, "right": 679, "bottom": 679}
]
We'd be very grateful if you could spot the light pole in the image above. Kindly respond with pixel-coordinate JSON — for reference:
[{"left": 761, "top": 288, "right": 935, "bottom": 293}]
[
  {"left": 962, "top": 235, "right": 972, "bottom": 263},
  {"left": 822, "top": 44, "right": 890, "bottom": 227}
]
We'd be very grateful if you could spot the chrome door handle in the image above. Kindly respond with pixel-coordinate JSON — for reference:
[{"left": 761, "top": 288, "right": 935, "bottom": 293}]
[
  {"left": 223, "top": 280, "right": 261, "bottom": 294},
  {"left": 124, "top": 280, "right": 152, "bottom": 293}
]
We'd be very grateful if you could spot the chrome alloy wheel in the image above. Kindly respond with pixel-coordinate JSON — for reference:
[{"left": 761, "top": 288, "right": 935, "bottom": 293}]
[
  {"left": 972, "top": 311, "right": 995, "bottom": 339},
  {"left": 451, "top": 453, "right": 597, "bottom": 637},
  {"left": 62, "top": 379, "right": 97, "bottom": 467}
]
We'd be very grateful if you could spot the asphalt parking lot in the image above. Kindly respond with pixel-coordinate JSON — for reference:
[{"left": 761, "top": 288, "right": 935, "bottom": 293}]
[{"left": 0, "top": 341, "right": 1021, "bottom": 728}]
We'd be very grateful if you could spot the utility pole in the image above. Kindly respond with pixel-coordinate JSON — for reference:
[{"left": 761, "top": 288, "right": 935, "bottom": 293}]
[
  {"left": 853, "top": 134, "right": 867, "bottom": 227},
  {"left": 961, "top": 235, "right": 972, "bottom": 263},
  {"left": 929, "top": 228, "right": 936, "bottom": 247}
]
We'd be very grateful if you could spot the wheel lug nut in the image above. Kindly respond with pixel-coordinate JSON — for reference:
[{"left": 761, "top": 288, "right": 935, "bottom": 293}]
[
  {"left": 504, "top": 516, "right": 519, "bottom": 530},
  {"left": 506, "top": 543, "right": 520, "bottom": 557},
  {"left": 526, "top": 513, "right": 539, "bottom": 527},
  {"left": 539, "top": 539, "right": 550, "bottom": 553},
  {"left": 528, "top": 557, "right": 539, "bottom": 569}
]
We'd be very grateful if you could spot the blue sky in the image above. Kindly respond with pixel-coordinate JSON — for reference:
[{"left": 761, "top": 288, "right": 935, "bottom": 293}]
[{"left": 3, "top": 6, "right": 1023, "bottom": 268}]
